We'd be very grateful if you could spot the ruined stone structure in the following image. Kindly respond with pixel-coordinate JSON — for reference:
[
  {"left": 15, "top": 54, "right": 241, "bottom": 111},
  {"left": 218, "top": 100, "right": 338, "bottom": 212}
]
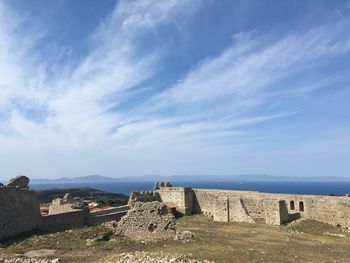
[
  {"left": 129, "top": 183, "right": 350, "bottom": 230},
  {"left": 0, "top": 178, "right": 41, "bottom": 240},
  {"left": 48, "top": 194, "right": 84, "bottom": 215},
  {"left": 0, "top": 176, "right": 128, "bottom": 241},
  {"left": 115, "top": 201, "right": 176, "bottom": 241},
  {"left": 192, "top": 189, "right": 350, "bottom": 228},
  {"left": 2, "top": 177, "right": 350, "bottom": 241}
]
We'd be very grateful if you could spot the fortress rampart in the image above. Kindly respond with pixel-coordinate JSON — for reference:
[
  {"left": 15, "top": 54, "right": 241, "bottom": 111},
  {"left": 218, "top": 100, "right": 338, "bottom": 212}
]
[
  {"left": 191, "top": 189, "right": 350, "bottom": 228},
  {"left": 129, "top": 182, "right": 350, "bottom": 229},
  {"left": 0, "top": 185, "right": 41, "bottom": 240},
  {"left": 1, "top": 177, "right": 350, "bottom": 241},
  {"left": 0, "top": 176, "right": 128, "bottom": 241}
]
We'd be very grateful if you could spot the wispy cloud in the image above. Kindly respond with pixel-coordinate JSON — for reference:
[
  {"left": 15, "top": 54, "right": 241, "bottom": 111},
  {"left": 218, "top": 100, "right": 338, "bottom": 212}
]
[{"left": 0, "top": 0, "right": 349, "bottom": 178}]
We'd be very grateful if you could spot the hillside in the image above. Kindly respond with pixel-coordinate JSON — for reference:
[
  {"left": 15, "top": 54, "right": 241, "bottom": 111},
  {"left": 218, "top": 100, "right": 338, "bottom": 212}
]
[{"left": 35, "top": 187, "right": 129, "bottom": 207}]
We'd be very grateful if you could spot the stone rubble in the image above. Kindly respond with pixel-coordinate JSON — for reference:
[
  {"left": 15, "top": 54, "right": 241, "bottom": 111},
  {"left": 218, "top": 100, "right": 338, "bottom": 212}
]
[
  {"left": 107, "top": 251, "right": 214, "bottom": 263},
  {"left": 175, "top": 230, "right": 196, "bottom": 240},
  {"left": 0, "top": 258, "right": 60, "bottom": 263},
  {"left": 115, "top": 201, "right": 177, "bottom": 241}
]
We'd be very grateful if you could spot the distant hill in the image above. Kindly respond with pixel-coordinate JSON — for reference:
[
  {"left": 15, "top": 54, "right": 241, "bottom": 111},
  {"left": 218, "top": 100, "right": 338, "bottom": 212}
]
[
  {"left": 28, "top": 174, "right": 350, "bottom": 184},
  {"left": 31, "top": 175, "right": 120, "bottom": 184},
  {"left": 35, "top": 187, "right": 129, "bottom": 206}
]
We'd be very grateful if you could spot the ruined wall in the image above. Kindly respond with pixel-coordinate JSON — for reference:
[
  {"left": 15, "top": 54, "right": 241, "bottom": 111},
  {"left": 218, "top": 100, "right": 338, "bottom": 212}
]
[
  {"left": 88, "top": 206, "right": 129, "bottom": 225},
  {"left": 89, "top": 205, "right": 129, "bottom": 216},
  {"left": 115, "top": 201, "right": 177, "bottom": 241},
  {"left": 128, "top": 191, "right": 160, "bottom": 204},
  {"left": 156, "top": 187, "right": 193, "bottom": 215},
  {"left": 0, "top": 186, "right": 41, "bottom": 240},
  {"left": 48, "top": 199, "right": 76, "bottom": 214},
  {"left": 193, "top": 189, "right": 350, "bottom": 229},
  {"left": 213, "top": 196, "right": 229, "bottom": 222},
  {"left": 40, "top": 210, "right": 85, "bottom": 233}
]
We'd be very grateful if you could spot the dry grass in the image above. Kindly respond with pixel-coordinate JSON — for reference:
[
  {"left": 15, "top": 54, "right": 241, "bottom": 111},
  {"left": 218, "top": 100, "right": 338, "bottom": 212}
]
[{"left": 1, "top": 215, "right": 350, "bottom": 263}]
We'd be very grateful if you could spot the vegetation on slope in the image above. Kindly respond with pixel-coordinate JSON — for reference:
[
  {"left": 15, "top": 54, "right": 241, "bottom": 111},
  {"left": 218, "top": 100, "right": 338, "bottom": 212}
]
[{"left": 35, "top": 187, "right": 129, "bottom": 207}]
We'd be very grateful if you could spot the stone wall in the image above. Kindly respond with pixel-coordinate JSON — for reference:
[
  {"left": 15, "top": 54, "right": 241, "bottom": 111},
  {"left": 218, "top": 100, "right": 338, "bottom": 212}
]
[
  {"left": 193, "top": 189, "right": 350, "bottom": 229},
  {"left": 0, "top": 176, "right": 130, "bottom": 241},
  {"left": 48, "top": 194, "right": 84, "bottom": 215},
  {"left": 40, "top": 210, "right": 86, "bottom": 233},
  {"left": 0, "top": 185, "right": 41, "bottom": 240},
  {"left": 88, "top": 208, "right": 128, "bottom": 225},
  {"left": 115, "top": 201, "right": 176, "bottom": 241},
  {"left": 89, "top": 205, "right": 129, "bottom": 216},
  {"left": 128, "top": 191, "right": 160, "bottom": 205},
  {"left": 156, "top": 187, "right": 194, "bottom": 215}
]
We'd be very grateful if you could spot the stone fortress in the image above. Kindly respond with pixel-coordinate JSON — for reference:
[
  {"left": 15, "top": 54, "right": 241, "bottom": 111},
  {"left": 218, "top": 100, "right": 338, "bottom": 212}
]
[
  {"left": 0, "top": 176, "right": 128, "bottom": 241},
  {"left": 1, "top": 176, "right": 350, "bottom": 241},
  {"left": 131, "top": 181, "right": 350, "bottom": 229}
]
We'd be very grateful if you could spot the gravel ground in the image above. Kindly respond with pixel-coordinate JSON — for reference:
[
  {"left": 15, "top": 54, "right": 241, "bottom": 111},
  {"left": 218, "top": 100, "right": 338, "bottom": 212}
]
[
  {"left": 105, "top": 251, "right": 215, "bottom": 263},
  {"left": 0, "top": 258, "right": 60, "bottom": 263}
]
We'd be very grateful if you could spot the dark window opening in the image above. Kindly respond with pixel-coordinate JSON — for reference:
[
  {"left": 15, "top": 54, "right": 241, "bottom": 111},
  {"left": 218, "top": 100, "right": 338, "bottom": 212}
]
[
  {"left": 299, "top": 201, "right": 304, "bottom": 212},
  {"left": 290, "top": 200, "right": 295, "bottom": 210}
]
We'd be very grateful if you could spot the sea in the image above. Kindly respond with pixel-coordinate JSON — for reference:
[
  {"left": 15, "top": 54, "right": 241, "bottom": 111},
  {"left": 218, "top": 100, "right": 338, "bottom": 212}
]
[{"left": 29, "top": 181, "right": 350, "bottom": 196}]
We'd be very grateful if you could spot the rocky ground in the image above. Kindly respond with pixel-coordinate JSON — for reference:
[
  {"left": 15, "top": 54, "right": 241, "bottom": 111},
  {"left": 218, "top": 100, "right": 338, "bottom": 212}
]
[
  {"left": 104, "top": 251, "right": 214, "bottom": 263},
  {"left": 0, "top": 258, "right": 60, "bottom": 263},
  {"left": 1, "top": 215, "right": 350, "bottom": 262}
]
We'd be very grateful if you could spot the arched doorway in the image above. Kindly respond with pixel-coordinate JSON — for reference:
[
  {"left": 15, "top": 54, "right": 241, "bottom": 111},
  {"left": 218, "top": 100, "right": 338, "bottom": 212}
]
[
  {"left": 299, "top": 201, "right": 304, "bottom": 212},
  {"left": 290, "top": 200, "right": 295, "bottom": 210}
]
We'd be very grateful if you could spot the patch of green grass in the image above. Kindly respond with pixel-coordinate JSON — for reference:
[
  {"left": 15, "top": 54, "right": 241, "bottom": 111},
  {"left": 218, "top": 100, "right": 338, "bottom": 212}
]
[{"left": 285, "top": 219, "right": 349, "bottom": 236}]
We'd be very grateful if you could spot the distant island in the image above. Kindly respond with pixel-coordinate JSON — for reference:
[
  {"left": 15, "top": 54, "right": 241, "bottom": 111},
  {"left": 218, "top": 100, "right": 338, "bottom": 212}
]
[{"left": 26, "top": 174, "right": 350, "bottom": 185}]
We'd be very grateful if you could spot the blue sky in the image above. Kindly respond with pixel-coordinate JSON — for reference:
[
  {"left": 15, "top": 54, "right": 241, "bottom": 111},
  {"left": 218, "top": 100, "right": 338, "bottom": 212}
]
[{"left": 0, "top": 0, "right": 350, "bottom": 179}]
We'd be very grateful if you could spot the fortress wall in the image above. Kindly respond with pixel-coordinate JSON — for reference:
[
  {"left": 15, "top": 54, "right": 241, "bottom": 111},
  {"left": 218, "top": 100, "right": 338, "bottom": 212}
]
[
  {"left": 213, "top": 196, "right": 229, "bottom": 222},
  {"left": 193, "top": 189, "right": 350, "bottom": 228},
  {"left": 157, "top": 187, "right": 194, "bottom": 215},
  {"left": 0, "top": 186, "right": 41, "bottom": 240},
  {"left": 90, "top": 205, "right": 129, "bottom": 216},
  {"left": 49, "top": 201, "right": 76, "bottom": 215},
  {"left": 40, "top": 210, "right": 85, "bottom": 233},
  {"left": 158, "top": 187, "right": 185, "bottom": 206},
  {"left": 88, "top": 210, "right": 127, "bottom": 225},
  {"left": 129, "top": 191, "right": 160, "bottom": 204},
  {"left": 192, "top": 189, "right": 216, "bottom": 216}
]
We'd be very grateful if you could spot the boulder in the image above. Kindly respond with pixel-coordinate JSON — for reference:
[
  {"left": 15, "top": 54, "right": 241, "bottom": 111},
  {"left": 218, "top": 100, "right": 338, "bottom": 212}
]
[
  {"left": 93, "top": 233, "right": 110, "bottom": 242},
  {"left": 7, "top": 176, "right": 29, "bottom": 188}
]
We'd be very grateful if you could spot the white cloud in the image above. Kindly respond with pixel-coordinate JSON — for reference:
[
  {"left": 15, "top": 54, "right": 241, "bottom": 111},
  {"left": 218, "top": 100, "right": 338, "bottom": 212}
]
[
  {"left": 154, "top": 17, "right": 350, "bottom": 111},
  {"left": 0, "top": 1, "right": 349, "bottom": 179}
]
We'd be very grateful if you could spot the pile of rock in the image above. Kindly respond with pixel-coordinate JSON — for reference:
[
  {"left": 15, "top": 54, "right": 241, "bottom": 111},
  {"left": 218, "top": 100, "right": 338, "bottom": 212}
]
[
  {"left": 0, "top": 258, "right": 60, "bottom": 263},
  {"left": 115, "top": 201, "right": 176, "bottom": 241},
  {"left": 109, "top": 251, "right": 214, "bottom": 263}
]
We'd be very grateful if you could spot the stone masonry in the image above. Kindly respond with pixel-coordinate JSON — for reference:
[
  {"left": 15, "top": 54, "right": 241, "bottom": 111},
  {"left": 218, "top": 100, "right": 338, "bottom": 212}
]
[
  {"left": 0, "top": 176, "right": 41, "bottom": 241},
  {"left": 130, "top": 183, "right": 350, "bottom": 230},
  {"left": 1, "top": 176, "right": 350, "bottom": 241},
  {"left": 115, "top": 201, "right": 176, "bottom": 241},
  {"left": 0, "top": 176, "right": 128, "bottom": 241}
]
